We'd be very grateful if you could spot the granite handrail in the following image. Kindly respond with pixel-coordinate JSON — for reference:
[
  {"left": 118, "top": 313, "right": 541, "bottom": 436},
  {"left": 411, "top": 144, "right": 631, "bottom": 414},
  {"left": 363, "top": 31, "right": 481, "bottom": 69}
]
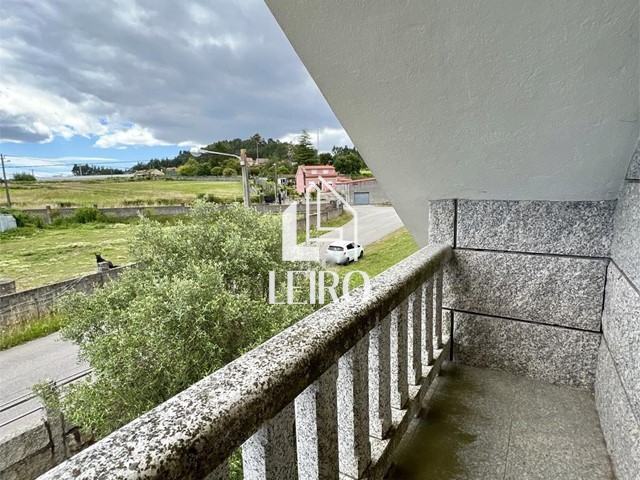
[{"left": 40, "top": 243, "right": 453, "bottom": 480}]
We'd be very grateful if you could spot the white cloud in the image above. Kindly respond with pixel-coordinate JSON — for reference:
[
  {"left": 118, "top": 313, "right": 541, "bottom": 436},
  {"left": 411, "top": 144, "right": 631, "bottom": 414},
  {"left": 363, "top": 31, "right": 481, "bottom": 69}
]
[
  {"left": 280, "top": 127, "right": 353, "bottom": 153},
  {"left": 0, "top": 0, "right": 344, "bottom": 149},
  {"left": 0, "top": 81, "right": 104, "bottom": 142},
  {"left": 93, "top": 125, "right": 172, "bottom": 149}
]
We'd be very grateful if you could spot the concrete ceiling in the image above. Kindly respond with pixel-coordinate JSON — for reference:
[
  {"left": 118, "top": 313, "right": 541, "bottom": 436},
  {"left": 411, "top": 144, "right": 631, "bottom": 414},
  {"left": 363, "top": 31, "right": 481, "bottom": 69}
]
[{"left": 265, "top": 0, "right": 639, "bottom": 245}]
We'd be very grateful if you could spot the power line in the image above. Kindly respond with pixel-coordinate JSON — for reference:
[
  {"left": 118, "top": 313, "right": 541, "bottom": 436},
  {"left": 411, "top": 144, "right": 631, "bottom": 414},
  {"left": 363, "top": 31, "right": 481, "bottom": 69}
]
[{"left": 4, "top": 160, "right": 140, "bottom": 168}]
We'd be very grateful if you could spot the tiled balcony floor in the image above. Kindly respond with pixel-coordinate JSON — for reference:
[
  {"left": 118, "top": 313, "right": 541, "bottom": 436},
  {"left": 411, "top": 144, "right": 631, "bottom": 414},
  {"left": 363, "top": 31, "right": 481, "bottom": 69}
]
[{"left": 389, "top": 362, "right": 614, "bottom": 479}]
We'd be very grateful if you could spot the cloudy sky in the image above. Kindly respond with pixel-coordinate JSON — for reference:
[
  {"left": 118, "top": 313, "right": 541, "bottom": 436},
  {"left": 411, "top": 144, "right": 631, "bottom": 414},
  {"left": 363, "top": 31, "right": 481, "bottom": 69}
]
[{"left": 0, "top": 0, "right": 352, "bottom": 176}]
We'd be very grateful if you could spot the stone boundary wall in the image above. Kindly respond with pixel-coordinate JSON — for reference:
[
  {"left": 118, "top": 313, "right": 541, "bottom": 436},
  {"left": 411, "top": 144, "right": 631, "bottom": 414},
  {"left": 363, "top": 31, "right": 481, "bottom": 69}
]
[
  {"left": 296, "top": 203, "right": 344, "bottom": 230},
  {"left": 0, "top": 267, "right": 126, "bottom": 330},
  {"left": 594, "top": 142, "right": 640, "bottom": 479},
  {"left": 169, "top": 175, "right": 242, "bottom": 182},
  {"left": 429, "top": 199, "right": 616, "bottom": 390},
  {"left": 21, "top": 201, "right": 340, "bottom": 220},
  {"left": 0, "top": 411, "right": 92, "bottom": 480},
  {"left": 22, "top": 205, "right": 191, "bottom": 219}
]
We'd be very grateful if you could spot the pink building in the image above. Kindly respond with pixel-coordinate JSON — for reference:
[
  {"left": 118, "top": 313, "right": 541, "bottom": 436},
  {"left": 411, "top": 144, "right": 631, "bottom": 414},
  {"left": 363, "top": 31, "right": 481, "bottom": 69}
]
[{"left": 295, "top": 165, "right": 338, "bottom": 194}]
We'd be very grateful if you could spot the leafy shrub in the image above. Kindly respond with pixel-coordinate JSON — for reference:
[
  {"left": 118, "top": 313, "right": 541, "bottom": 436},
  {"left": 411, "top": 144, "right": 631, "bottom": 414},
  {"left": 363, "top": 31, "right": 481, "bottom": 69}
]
[
  {"left": 206, "top": 194, "right": 225, "bottom": 203},
  {"left": 123, "top": 199, "right": 145, "bottom": 206},
  {"left": 51, "top": 207, "right": 120, "bottom": 226},
  {"left": 12, "top": 172, "right": 36, "bottom": 182},
  {"left": 155, "top": 198, "right": 182, "bottom": 206},
  {"left": 222, "top": 167, "right": 236, "bottom": 177},
  {"left": 71, "top": 207, "right": 101, "bottom": 223},
  {"left": 54, "top": 202, "right": 322, "bottom": 438}
]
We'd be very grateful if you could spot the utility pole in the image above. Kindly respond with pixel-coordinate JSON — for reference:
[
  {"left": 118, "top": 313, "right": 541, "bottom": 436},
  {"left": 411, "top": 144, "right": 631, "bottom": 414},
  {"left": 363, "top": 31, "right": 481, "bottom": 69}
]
[
  {"left": 274, "top": 162, "right": 279, "bottom": 204},
  {"left": 1, "top": 154, "right": 11, "bottom": 208},
  {"left": 240, "top": 149, "right": 250, "bottom": 207}
]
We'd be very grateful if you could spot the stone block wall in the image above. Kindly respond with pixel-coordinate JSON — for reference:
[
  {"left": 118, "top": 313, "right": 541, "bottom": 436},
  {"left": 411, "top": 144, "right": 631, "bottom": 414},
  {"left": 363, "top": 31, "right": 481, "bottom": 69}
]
[
  {"left": 0, "top": 267, "right": 125, "bottom": 329},
  {"left": 594, "top": 144, "right": 640, "bottom": 479},
  {"left": 0, "top": 414, "right": 92, "bottom": 480},
  {"left": 429, "top": 199, "right": 615, "bottom": 390}
]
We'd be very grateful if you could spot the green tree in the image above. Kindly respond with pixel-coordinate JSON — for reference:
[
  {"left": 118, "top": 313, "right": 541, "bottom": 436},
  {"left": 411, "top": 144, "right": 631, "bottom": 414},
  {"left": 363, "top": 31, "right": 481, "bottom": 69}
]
[
  {"left": 222, "top": 158, "right": 240, "bottom": 173},
  {"left": 177, "top": 158, "right": 199, "bottom": 176},
  {"left": 318, "top": 152, "right": 333, "bottom": 165},
  {"left": 250, "top": 133, "right": 263, "bottom": 161},
  {"left": 294, "top": 130, "right": 318, "bottom": 165},
  {"left": 54, "top": 203, "right": 319, "bottom": 438},
  {"left": 333, "top": 152, "right": 364, "bottom": 175}
]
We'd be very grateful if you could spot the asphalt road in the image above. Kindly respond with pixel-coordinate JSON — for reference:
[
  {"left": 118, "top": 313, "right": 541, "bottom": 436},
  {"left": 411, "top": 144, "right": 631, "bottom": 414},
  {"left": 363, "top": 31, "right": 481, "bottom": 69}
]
[
  {"left": 0, "top": 332, "right": 88, "bottom": 436},
  {"left": 318, "top": 205, "right": 403, "bottom": 247},
  {"left": 0, "top": 205, "right": 404, "bottom": 436}
]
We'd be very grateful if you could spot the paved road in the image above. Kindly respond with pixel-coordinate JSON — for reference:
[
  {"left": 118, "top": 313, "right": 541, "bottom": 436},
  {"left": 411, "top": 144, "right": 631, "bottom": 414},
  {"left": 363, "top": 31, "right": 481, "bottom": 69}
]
[
  {"left": 318, "top": 205, "right": 403, "bottom": 247},
  {"left": 0, "top": 205, "right": 403, "bottom": 436},
  {"left": 0, "top": 333, "right": 87, "bottom": 436}
]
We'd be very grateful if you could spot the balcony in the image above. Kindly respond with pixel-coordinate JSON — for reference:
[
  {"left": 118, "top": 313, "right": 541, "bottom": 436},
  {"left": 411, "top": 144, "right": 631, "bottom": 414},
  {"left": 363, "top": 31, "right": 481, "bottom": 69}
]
[{"left": 38, "top": 240, "right": 615, "bottom": 479}]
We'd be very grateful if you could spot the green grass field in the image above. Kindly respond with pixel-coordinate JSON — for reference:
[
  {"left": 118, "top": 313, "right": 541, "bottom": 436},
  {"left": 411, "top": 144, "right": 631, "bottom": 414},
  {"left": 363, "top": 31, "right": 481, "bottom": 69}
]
[
  {"left": 8, "top": 179, "right": 243, "bottom": 208},
  {"left": 339, "top": 227, "right": 419, "bottom": 288},
  {"left": 0, "top": 223, "right": 133, "bottom": 290}
]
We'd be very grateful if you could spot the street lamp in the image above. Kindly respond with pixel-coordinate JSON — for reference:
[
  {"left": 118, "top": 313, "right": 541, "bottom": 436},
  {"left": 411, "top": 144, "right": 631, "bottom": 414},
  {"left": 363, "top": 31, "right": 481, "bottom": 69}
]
[{"left": 189, "top": 147, "right": 250, "bottom": 207}]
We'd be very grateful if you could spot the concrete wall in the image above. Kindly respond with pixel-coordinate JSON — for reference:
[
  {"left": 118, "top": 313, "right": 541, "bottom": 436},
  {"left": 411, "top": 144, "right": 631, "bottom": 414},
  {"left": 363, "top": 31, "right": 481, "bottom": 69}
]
[
  {"left": 0, "top": 267, "right": 125, "bottom": 329},
  {"left": 296, "top": 203, "right": 343, "bottom": 230},
  {"left": 336, "top": 179, "right": 390, "bottom": 205},
  {"left": 594, "top": 144, "right": 640, "bottom": 479},
  {"left": 429, "top": 199, "right": 614, "bottom": 390},
  {"left": 21, "top": 202, "right": 336, "bottom": 220},
  {"left": 22, "top": 205, "right": 190, "bottom": 219},
  {"left": 0, "top": 411, "right": 92, "bottom": 480}
]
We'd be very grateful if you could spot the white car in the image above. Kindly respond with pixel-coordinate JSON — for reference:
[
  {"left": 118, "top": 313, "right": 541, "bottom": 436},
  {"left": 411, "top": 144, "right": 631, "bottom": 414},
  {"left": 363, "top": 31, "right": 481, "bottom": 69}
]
[{"left": 325, "top": 240, "right": 364, "bottom": 265}]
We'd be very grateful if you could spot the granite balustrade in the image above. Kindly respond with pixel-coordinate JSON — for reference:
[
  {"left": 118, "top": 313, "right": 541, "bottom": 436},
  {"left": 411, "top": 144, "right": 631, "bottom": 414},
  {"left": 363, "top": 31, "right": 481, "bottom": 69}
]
[{"left": 39, "top": 244, "right": 452, "bottom": 480}]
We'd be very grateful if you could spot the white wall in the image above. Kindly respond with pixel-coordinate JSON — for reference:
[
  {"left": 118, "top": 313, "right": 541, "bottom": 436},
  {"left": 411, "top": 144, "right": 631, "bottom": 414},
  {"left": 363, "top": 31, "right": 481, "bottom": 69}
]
[{"left": 265, "top": 0, "right": 639, "bottom": 245}]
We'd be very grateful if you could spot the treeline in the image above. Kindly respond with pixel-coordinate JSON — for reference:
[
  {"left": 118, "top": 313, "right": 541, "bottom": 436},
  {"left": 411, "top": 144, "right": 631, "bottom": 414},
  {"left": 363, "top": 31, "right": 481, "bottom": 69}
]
[
  {"left": 71, "top": 164, "right": 126, "bottom": 176},
  {"left": 71, "top": 131, "right": 370, "bottom": 178}
]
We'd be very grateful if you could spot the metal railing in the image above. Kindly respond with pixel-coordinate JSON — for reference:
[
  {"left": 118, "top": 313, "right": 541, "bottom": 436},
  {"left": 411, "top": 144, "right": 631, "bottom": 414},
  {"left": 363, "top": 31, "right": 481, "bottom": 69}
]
[
  {"left": 0, "top": 368, "right": 92, "bottom": 429},
  {"left": 40, "top": 243, "right": 452, "bottom": 480}
]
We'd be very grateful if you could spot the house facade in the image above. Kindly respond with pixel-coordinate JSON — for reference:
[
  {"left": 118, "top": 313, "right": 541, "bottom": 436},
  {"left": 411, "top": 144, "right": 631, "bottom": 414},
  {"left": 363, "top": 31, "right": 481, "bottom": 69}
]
[{"left": 295, "top": 165, "right": 338, "bottom": 194}]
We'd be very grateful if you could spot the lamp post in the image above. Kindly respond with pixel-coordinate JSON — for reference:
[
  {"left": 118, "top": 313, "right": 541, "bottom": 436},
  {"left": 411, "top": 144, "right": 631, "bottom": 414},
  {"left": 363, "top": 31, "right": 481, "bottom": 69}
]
[{"left": 190, "top": 147, "right": 250, "bottom": 207}]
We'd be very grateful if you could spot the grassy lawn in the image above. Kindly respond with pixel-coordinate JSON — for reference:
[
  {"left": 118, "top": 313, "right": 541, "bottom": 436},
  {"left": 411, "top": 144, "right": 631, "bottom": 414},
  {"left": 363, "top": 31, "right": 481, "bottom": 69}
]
[
  {"left": 9, "top": 179, "right": 243, "bottom": 208},
  {"left": 339, "top": 227, "right": 419, "bottom": 288},
  {"left": 0, "top": 223, "right": 132, "bottom": 291}
]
